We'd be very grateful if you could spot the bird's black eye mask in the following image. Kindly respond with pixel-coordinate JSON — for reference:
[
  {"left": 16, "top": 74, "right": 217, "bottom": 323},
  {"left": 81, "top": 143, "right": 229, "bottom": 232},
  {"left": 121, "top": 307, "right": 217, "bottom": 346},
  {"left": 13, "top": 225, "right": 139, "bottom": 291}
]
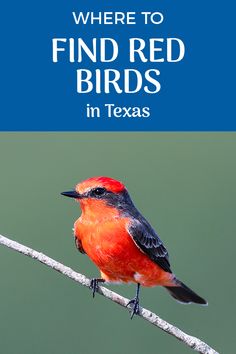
[
  {"left": 84, "top": 187, "right": 126, "bottom": 205},
  {"left": 86, "top": 188, "right": 137, "bottom": 214},
  {"left": 61, "top": 187, "right": 136, "bottom": 214},
  {"left": 88, "top": 187, "right": 108, "bottom": 198}
]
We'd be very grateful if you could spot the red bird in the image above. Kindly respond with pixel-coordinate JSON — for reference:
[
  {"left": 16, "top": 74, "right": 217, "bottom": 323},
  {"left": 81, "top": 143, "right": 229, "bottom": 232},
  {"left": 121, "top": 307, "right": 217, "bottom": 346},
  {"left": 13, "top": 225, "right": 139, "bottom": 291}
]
[{"left": 61, "top": 176, "right": 207, "bottom": 317}]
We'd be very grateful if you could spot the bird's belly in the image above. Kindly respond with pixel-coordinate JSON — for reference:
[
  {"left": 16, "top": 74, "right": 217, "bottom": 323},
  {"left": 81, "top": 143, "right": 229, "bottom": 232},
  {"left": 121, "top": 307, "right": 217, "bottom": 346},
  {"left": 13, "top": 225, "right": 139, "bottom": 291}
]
[
  {"left": 82, "top": 221, "right": 136, "bottom": 272},
  {"left": 77, "top": 219, "right": 173, "bottom": 287}
]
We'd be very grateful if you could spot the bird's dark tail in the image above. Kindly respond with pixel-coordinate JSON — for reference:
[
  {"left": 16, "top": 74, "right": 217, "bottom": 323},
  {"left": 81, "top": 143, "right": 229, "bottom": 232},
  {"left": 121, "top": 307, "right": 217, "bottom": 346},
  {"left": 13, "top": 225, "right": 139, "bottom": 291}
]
[{"left": 165, "top": 280, "right": 207, "bottom": 305}]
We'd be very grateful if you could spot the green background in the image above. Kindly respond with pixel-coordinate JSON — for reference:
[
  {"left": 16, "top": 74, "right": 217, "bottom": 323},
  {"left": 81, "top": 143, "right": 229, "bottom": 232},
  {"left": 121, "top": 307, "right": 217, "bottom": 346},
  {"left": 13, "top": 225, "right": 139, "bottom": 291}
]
[{"left": 0, "top": 133, "right": 235, "bottom": 354}]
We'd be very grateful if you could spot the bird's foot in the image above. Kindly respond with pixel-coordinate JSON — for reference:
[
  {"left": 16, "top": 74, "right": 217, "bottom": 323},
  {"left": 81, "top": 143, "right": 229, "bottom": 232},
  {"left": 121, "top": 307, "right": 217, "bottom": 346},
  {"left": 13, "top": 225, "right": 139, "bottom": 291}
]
[
  {"left": 90, "top": 278, "right": 105, "bottom": 298},
  {"left": 126, "top": 296, "right": 140, "bottom": 319},
  {"left": 126, "top": 283, "right": 141, "bottom": 319}
]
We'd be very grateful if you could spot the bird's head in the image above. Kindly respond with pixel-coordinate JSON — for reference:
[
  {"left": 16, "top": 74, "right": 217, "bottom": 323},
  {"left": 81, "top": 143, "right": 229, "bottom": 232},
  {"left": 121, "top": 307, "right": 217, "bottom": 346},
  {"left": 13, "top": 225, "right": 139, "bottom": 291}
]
[{"left": 61, "top": 176, "right": 134, "bottom": 217}]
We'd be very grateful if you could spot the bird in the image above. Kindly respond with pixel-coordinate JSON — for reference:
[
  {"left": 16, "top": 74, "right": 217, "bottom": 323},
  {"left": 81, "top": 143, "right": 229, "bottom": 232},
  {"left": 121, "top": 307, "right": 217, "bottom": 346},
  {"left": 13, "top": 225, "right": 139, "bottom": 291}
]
[{"left": 61, "top": 176, "right": 207, "bottom": 318}]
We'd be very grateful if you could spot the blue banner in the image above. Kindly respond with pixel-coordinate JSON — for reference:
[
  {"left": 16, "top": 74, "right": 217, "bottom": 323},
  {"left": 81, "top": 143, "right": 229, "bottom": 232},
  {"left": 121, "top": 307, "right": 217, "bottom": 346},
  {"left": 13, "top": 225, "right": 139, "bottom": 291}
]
[{"left": 1, "top": 1, "right": 235, "bottom": 131}]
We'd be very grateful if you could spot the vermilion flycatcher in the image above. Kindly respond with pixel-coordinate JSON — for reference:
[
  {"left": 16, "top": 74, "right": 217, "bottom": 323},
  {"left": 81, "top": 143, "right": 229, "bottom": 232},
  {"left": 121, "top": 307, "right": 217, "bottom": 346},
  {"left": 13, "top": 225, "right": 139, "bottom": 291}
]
[{"left": 61, "top": 176, "right": 207, "bottom": 317}]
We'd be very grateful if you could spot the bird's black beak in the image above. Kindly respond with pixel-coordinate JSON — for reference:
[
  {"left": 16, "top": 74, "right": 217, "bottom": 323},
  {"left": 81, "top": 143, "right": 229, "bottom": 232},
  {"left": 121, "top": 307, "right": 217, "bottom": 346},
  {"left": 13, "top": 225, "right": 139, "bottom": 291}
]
[{"left": 61, "top": 190, "right": 81, "bottom": 199}]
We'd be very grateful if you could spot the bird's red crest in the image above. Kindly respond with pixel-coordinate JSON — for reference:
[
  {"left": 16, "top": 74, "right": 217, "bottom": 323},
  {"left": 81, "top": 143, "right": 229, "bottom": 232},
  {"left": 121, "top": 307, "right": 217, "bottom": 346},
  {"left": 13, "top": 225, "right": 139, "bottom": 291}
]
[{"left": 76, "top": 176, "right": 125, "bottom": 194}]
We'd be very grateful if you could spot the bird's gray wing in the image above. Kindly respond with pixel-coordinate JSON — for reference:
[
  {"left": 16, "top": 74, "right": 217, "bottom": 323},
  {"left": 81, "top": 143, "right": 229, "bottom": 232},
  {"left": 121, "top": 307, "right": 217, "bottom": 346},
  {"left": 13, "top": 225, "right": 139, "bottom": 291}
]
[{"left": 127, "top": 218, "right": 172, "bottom": 273}]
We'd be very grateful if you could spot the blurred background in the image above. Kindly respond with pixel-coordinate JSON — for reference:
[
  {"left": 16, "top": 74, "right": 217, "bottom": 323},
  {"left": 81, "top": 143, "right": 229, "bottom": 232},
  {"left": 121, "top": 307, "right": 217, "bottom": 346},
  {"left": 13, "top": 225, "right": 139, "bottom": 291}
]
[{"left": 0, "top": 133, "right": 235, "bottom": 354}]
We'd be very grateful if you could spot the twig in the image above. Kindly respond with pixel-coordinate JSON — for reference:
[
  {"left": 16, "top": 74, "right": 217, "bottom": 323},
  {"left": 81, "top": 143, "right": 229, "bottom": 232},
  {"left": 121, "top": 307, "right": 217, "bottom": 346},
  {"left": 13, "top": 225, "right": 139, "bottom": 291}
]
[{"left": 0, "top": 234, "right": 218, "bottom": 354}]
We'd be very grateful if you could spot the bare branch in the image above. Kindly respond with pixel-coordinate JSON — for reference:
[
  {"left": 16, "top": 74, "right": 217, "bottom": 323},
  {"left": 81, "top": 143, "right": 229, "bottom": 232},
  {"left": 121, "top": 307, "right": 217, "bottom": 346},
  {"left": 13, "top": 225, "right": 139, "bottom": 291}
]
[{"left": 0, "top": 234, "right": 218, "bottom": 354}]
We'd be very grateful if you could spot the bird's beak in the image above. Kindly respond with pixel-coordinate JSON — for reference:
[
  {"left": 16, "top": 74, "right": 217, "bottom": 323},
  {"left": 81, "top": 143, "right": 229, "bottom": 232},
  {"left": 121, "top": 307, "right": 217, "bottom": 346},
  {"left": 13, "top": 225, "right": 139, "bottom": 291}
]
[{"left": 61, "top": 190, "right": 82, "bottom": 199}]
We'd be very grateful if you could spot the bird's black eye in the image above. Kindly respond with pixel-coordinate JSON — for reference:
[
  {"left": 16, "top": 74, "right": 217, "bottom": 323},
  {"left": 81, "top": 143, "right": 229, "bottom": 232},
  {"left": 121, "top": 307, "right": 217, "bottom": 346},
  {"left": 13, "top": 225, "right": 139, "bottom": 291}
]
[{"left": 91, "top": 187, "right": 107, "bottom": 197}]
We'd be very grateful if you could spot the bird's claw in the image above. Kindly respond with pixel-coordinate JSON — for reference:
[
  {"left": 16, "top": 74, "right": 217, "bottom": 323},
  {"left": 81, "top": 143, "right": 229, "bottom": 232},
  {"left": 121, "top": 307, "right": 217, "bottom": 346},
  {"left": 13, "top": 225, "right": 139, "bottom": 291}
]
[
  {"left": 90, "top": 278, "right": 105, "bottom": 298},
  {"left": 126, "top": 297, "right": 140, "bottom": 319},
  {"left": 90, "top": 278, "right": 99, "bottom": 298}
]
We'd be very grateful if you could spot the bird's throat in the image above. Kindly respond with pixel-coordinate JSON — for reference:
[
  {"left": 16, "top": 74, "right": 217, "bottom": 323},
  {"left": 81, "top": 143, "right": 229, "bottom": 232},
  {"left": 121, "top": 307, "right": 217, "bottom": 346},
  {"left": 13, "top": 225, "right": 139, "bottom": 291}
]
[{"left": 79, "top": 199, "right": 120, "bottom": 223}]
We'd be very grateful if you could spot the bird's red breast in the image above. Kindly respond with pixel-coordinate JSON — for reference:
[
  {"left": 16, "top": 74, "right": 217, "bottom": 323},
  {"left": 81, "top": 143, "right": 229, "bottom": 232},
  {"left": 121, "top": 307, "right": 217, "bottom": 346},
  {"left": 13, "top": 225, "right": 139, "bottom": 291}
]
[{"left": 74, "top": 198, "right": 174, "bottom": 287}]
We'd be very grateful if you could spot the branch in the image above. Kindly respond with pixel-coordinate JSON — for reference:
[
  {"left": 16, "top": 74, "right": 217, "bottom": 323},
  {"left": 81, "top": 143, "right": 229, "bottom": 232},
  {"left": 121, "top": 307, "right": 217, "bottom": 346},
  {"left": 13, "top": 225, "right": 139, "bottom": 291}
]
[{"left": 0, "top": 234, "right": 218, "bottom": 354}]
